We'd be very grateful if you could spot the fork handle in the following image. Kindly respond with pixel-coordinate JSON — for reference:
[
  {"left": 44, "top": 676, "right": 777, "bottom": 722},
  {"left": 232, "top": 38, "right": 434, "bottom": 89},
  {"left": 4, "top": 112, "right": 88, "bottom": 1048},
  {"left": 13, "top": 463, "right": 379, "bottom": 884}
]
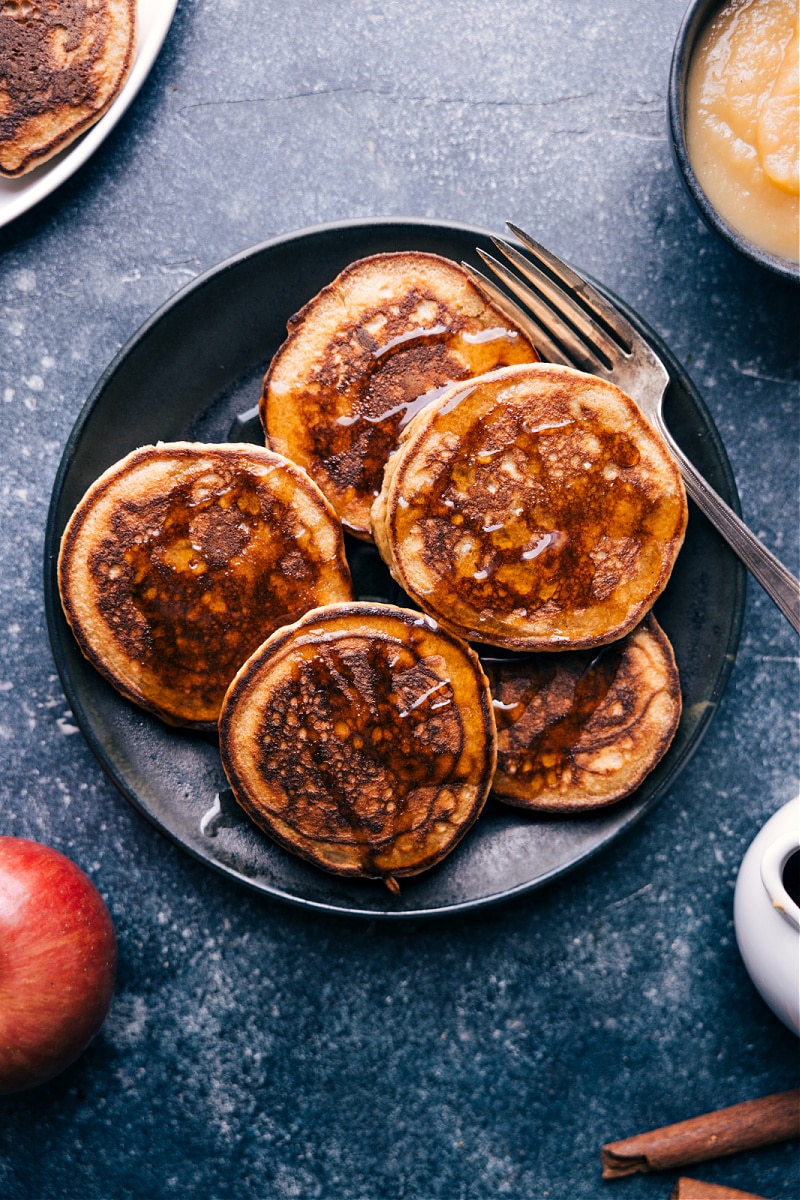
[{"left": 658, "top": 426, "right": 800, "bottom": 633}]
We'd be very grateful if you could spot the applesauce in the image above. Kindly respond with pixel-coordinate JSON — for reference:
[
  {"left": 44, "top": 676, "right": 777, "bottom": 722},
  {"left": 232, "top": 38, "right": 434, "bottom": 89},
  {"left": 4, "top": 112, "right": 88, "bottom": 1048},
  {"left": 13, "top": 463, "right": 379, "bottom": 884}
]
[{"left": 686, "top": 0, "right": 799, "bottom": 264}]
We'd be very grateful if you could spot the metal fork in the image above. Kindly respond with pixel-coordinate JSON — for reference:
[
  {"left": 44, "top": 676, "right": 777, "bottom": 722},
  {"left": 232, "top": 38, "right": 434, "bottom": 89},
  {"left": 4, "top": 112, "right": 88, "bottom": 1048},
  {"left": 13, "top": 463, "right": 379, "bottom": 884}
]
[{"left": 463, "top": 222, "right": 800, "bottom": 634}]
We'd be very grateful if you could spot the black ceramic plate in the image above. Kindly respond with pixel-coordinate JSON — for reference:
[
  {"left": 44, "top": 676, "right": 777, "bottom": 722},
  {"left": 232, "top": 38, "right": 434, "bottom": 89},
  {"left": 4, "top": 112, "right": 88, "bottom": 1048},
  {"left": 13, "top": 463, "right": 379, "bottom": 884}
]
[{"left": 44, "top": 218, "right": 745, "bottom": 918}]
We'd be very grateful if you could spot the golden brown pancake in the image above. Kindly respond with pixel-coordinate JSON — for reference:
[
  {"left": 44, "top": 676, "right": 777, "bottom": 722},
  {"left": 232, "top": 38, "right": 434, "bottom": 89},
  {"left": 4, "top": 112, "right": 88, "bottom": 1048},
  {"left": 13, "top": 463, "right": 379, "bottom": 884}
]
[
  {"left": 0, "top": 0, "right": 137, "bottom": 177},
  {"left": 372, "top": 363, "right": 688, "bottom": 651},
  {"left": 219, "top": 602, "right": 497, "bottom": 890},
  {"left": 58, "top": 442, "right": 353, "bottom": 731},
  {"left": 260, "top": 251, "right": 539, "bottom": 540},
  {"left": 487, "top": 614, "right": 681, "bottom": 812}
]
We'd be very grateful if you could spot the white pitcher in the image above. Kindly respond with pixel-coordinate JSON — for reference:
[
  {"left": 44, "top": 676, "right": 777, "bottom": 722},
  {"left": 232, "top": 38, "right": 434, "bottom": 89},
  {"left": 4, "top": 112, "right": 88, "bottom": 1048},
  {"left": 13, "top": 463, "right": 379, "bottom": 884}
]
[{"left": 734, "top": 796, "right": 800, "bottom": 1037}]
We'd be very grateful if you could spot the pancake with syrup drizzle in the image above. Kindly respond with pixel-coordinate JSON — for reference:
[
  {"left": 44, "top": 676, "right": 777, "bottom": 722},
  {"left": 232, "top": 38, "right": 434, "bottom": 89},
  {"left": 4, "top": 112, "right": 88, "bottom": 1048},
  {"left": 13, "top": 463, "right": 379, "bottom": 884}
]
[
  {"left": 219, "top": 602, "right": 497, "bottom": 891},
  {"left": 260, "top": 251, "right": 539, "bottom": 540},
  {"left": 0, "top": 0, "right": 137, "bottom": 177},
  {"left": 58, "top": 442, "right": 353, "bottom": 731},
  {"left": 372, "top": 363, "right": 688, "bottom": 651},
  {"left": 487, "top": 614, "right": 681, "bottom": 812}
]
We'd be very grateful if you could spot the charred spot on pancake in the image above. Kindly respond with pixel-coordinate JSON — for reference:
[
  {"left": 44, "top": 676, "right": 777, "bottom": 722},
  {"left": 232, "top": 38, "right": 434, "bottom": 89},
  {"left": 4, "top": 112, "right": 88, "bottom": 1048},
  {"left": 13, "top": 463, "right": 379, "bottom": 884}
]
[
  {"left": 372, "top": 363, "right": 688, "bottom": 651},
  {"left": 487, "top": 614, "right": 681, "bottom": 811},
  {"left": 261, "top": 252, "right": 539, "bottom": 539},
  {"left": 58, "top": 443, "right": 353, "bottom": 730},
  {"left": 219, "top": 603, "right": 496, "bottom": 887}
]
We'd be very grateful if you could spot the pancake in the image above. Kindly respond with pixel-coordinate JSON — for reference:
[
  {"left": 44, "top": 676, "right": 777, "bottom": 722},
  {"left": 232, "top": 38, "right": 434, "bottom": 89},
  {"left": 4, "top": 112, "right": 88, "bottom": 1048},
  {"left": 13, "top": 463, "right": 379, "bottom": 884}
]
[
  {"left": 219, "top": 602, "right": 496, "bottom": 890},
  {"left": 372, "top": 363, "right": 688, "bottom": 651},
  {"left": 58, "top": 442, "right": 353, "bottom": 731},
  {"left": 487, "top": 614, "right": 681, "bottom": 812},
  {"left": 260, "top": 251, "right": 539, "bottom": 540},
  {"left": 0, "top": 0, "right": 136, "bottom": 177}
]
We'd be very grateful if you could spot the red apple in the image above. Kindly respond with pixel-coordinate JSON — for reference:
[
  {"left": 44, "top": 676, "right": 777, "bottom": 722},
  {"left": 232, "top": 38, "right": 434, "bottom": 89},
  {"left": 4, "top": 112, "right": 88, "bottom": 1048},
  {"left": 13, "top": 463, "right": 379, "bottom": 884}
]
[{"left": 0, "top": 837, "right": 117, "bottom": 1094}]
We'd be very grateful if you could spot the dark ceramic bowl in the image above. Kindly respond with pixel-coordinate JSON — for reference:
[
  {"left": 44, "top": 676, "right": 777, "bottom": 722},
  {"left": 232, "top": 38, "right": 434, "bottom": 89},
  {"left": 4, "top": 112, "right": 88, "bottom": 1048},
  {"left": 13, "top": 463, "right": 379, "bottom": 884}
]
[{"left": 668, "top": 0, "right": 800, "bottom": 283}]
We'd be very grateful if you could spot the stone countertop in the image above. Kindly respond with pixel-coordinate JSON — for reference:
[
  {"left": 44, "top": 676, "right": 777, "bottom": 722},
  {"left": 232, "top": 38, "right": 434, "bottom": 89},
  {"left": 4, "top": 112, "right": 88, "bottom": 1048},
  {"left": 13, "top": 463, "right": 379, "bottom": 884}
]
[{"left": 0, "top": 2, "right": 797, "bottom": 1198}]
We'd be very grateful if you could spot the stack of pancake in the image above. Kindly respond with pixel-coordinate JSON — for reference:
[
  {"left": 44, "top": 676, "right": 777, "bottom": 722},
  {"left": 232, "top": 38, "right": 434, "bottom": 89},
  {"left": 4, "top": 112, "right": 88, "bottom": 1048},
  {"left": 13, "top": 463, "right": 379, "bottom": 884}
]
[{"left": 59, "top": 252, "right": 686, "bottom": 890}]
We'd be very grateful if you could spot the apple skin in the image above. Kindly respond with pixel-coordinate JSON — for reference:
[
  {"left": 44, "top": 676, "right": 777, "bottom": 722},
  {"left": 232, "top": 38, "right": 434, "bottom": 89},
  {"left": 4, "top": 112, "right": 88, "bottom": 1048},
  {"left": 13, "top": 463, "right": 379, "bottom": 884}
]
[{"left": 0, "top": 837, "right": 117, "bottom": 1095}]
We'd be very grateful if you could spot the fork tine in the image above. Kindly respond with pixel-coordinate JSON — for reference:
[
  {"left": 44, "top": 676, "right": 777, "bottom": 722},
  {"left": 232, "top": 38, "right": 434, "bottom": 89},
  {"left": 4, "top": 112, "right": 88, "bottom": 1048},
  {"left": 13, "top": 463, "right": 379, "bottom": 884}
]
[
  {"left": 476, "top": 248, "right": 608, "bottom": 375},
  {"left": 490, "top": 236, "right": 623, "bottom": 370},
  {"left": 461, "top": 260, "right": 571, "bottom": 367},
  {"left": 506, "top": 222, "right": 635, "bottom": 354}
]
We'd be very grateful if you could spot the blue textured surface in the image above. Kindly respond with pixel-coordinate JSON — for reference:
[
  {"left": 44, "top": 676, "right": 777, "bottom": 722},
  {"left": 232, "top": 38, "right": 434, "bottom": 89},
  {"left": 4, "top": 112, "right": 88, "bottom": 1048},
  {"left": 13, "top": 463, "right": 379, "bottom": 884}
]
[{"left": 0, "top": 2, "right": 798, "bottom": 1197}]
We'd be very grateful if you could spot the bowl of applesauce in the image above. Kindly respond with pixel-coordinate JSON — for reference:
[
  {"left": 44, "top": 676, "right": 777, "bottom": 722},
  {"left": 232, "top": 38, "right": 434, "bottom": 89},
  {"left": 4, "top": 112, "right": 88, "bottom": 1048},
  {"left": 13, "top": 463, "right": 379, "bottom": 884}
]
[{"left": 669, "top": 0, "right": 800, "bottom": 281}]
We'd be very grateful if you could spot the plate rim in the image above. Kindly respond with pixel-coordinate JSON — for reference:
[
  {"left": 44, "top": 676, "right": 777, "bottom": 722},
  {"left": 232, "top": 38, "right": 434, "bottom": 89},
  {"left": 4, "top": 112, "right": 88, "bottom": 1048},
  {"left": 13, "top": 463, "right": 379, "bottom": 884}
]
[
  {"left": 0, "top": 0, "right": 179, "bottom": 229},
  {"left": 43, "top": 215, "right": 747, "bottom": 919}
]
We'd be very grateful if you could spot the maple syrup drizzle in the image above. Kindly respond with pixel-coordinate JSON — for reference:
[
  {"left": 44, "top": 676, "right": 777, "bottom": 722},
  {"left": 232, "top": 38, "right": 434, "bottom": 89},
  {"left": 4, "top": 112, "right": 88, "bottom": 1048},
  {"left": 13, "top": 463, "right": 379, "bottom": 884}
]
[
  {"left": 255, "top": 632, "right": 464, "bottom": 876},
  {"left": 490, "top": 642, "right": 626, "bottom": 780}
]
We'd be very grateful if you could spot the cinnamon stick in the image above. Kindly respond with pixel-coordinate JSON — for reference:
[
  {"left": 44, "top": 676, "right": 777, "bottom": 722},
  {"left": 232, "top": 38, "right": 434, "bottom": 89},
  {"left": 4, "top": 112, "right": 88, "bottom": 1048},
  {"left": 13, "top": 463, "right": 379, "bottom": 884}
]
[
  {"left": 670, "top": 1178, "right": 768, "bottom": 1200},
  {"left": 601, "top": 1089, "right": 800, "bottom": 1179}
]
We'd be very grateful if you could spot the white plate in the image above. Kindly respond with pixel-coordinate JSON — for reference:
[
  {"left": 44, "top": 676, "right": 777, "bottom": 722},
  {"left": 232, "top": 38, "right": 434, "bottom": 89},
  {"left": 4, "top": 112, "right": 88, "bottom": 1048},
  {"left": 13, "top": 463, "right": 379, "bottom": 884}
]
[{"left": 0, "top": 0, "right": 179, "bottom": 229}]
